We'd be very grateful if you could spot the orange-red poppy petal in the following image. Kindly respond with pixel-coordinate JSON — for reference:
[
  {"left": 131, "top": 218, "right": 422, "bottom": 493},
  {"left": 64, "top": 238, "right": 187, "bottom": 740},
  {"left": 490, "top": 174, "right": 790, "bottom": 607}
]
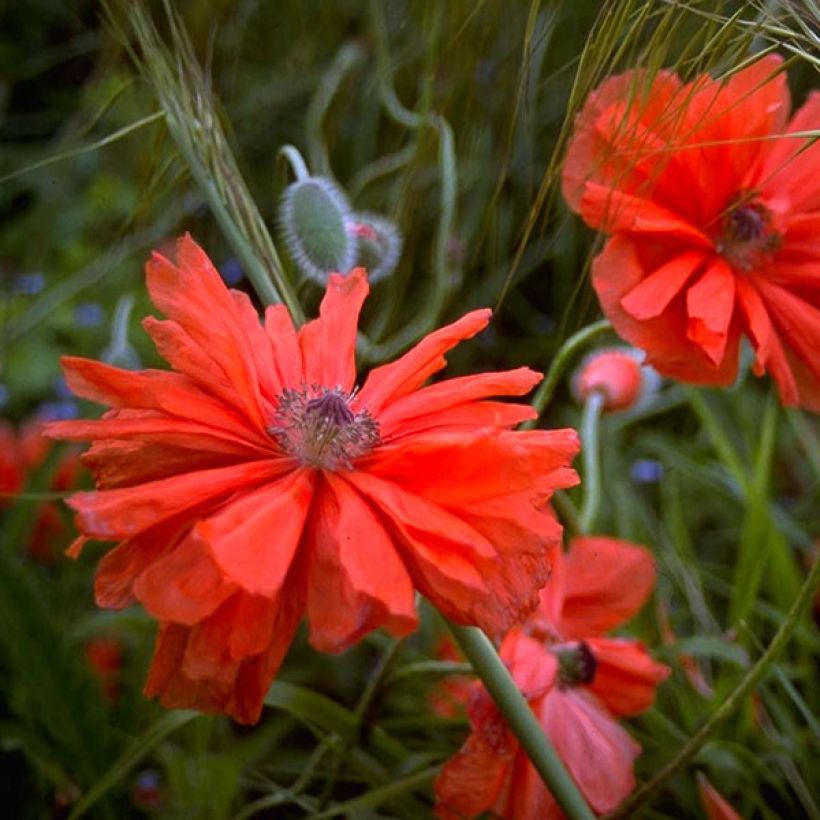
[
  {"left": 133, "top": 532, "right": 237, "bottom": 625},
  {"left": 374, "top": 368, "right": 541, "bottom": 438},
  {"left": 557, "top": 537, "right": 657, "bottom": 638},
  {"left": 685, "top": 258, "right": 736, "bottom": 366},
  {"left": 357, "top": 309, "right": 492, "bottom": 415},
  {"left": 539, "top": 687, "right": 641, "bottom": 814},
  {"left": 587, "top": 637, "right": 671, "bottom": 716},
  {"left": 305, "top": 473, "right": 417, "bottom": 653},
  {"left": 197, "top": 468, "right": 315, "bottom": 596},
  {"left": 68, "top": 459, "right": 289, "bottom": 539},
  {"left": 362, "top": 428, "right": 579, "bottom": 506},
  {"left": 592, "top": 236, "right": 741, "bottom": 385},
  {"left": 299, "top": 268, "right": 368, "bottom": 392},
  {"left": 146, "top": 235, "right": 271, "bottom": 429}
]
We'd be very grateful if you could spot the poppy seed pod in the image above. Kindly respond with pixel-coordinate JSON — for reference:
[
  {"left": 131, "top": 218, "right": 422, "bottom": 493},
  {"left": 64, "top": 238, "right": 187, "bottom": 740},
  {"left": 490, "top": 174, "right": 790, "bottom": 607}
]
[{"left": 279, "top": 176, "right": 356, "bottom": 283}]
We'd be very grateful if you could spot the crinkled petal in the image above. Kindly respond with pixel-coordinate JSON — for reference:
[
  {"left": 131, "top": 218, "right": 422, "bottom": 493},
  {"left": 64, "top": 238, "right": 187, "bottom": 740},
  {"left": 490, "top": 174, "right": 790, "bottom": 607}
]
[
  {"left": 621, "top": 249, "right": 707, "bottom": 320},
  {"left": 197, "top": 468, "right": 315, "bottom": 596},
  {"left": 587, "top": 637, "right": 670, "bottom": 716},
  {"left": 361, "top": 428, "right": 579, "bottom": 506},
  {"left": 68, "top": 459, "right": 290, "bottom": 539},
  {"left": 592, "top": 236, "right": 741, "bottom": 385},
  {"left": 373, "top": 368, "right": 541, "bottom": 439},
  {"left": 685, "top": 258, "right": 736, "bottom": 365},
  {"left": 146, "top": 235, "right": 274, "bottom": 429},
  {"left": 558, "top": 537, "right": 657, "bottom": 638},
  {"left": 357, "top": 309, "right": 492, "bottom": 415},
  {"left": 134, "top": 532, "right": 237, "bottom": 625},
  {"left": 299, "top": 269, "right": 368, "bottom": 392},
  {"left": 539, "top": 687, "right": 641, "bottom": 814},
  {"left": 305, "top": 472, "right": 417, "bottom": 653}
]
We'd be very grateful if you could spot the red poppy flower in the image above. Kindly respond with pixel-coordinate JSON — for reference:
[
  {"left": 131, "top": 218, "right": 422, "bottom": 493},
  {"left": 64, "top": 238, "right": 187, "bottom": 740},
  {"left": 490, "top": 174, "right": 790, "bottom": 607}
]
[
  {"left": 562, "top": 55, "right": 820, "bottom": 411},
  {"left": 434, "top": 537, "right": 670, "bottom": 819},
  {"left": 47, "top": 234, "right": 579, "bottom": 724}
]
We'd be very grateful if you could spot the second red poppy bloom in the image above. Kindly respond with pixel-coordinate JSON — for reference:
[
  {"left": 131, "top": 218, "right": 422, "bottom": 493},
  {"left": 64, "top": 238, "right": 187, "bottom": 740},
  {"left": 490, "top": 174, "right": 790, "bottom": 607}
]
[{"left": 563, "top": 55, "right": 820, "bottom": 411}]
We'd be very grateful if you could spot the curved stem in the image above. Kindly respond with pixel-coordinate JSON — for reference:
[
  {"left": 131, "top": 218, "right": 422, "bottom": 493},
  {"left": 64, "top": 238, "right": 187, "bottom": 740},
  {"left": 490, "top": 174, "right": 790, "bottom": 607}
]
[
  {"left": 524, "top": 319, "right": 611, "bottom": 428},
  {"left": 278, "top": 144, "right": 311, "bottom": 182},
  {"left": 579, "top": 389, "right": 606, "bottom": 534},
  {"left": 446, "top": 621, "right": 595, "bottom": 820},
  {"left": 608, "top": 555, "right": 820, "bottom": 819}
]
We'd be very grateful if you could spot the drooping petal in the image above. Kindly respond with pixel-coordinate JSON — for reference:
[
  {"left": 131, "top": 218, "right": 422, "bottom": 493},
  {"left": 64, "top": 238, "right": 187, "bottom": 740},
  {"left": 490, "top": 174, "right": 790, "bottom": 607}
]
[
  {"left": 558, "top": 537, "right": 657, "bottom": 638},
  {"left": 592, "top": 236, "right": 741, "bottom": 385},
  {"left": 735, "top": 277, "right": 800, "bottom": 406},
  {"left": 305, "top": 472, "right": 417, "bottom": 653},
  {"left": 755, "top": 278, "right": 820, "bottom": 388},
  {"left": 344, "top": 470, "right": 494, "bottom": 624},
  {"left": 685, "top": 258, "right": 736, "bottom": 365},
  {"left": 197, "top": 468, "right": 315, "bottom": 596},
  {"left": 621, "top": 250, "right": 707, "bottom": 320},
  {"left": 586, "top": 637, "right": 671, "bottom": 716},
  {"left": 539, "top": 687, "right": 641, "bottom": 814},
  {"left": 133, "top": 532, "right": 237, "bottom": 625},
  {"left": 299, "top": 268, "right": 368, "bottom": 392},
  {"left": 356, "top": 309, "right": 492, "bottom": 415},
  {"left": 434, "top": 688, "right": 516, "bottom": 820}
]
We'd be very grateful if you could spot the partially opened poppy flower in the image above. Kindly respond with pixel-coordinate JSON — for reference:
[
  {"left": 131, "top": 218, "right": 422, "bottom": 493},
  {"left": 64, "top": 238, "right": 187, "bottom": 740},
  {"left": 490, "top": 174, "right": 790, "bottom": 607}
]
[
  {"left": 562, "top": 54, "right": 820, "bottom": 411},
  {"left": 434, "top": 537, "right": 670, "bottom": 819},
  {"left": 47, "top": 234, "right": 579, "bottom": 724}
]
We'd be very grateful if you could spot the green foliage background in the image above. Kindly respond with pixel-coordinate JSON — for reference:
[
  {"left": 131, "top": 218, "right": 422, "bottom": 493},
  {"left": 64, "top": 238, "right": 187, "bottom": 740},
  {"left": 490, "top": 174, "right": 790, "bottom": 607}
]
[{"left": 0, "top": 1, "right": 817, "bottom": 817}]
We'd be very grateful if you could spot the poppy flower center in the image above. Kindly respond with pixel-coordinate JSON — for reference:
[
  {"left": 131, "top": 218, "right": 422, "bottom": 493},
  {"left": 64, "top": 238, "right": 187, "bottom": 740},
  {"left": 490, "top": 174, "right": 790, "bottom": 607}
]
[
  {"left": 555, "top": 641, "right": 597, "bottom": 688},
  {"left": 716, "top": 196, "right": 780, "bottom": 272},
  {"left": 270, "top": 386, "right": 380, "bottom": 470}
]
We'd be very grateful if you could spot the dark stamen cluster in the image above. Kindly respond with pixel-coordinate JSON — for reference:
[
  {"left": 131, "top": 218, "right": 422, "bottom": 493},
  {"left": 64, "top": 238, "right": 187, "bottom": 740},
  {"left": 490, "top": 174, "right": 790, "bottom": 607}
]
[
  {"left": 555, "top": 641, "right": 598, "bottom": 688},
  {"left": 270, "top": 385, "right": 380, "bottom": 470},
  {"left": 716, "top": 195, "right": 780, "bottom": 271}
]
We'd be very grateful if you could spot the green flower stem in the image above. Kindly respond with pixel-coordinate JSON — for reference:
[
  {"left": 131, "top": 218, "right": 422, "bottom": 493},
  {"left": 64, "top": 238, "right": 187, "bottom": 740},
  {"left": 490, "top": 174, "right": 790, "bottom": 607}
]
[
  {"left": 278, "top": 144, "right": 311, "bottom": 182},
  {"left": 523, "top": 319, "right": 611, "bottom": 429},
  {"left": 579, "top": 389, "right": 606, "bottom": 534},
  {"left": 446, "top": 621, "right": 595, "bottom": 820},
  {"left": 608, "top": 555, "right": 820, "bottom": 819}
]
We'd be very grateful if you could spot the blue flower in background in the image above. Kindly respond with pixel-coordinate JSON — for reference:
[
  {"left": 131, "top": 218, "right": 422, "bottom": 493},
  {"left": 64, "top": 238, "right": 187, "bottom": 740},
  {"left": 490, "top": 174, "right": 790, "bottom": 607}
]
[
  {"left": 74, "top": 302, "right": 105, "bottom": 328},
  {"left": 13, "top": 272, "right": 45, "bottom": 295},
  {"left": 219, "top": 258, "right": 244, "bottom": 286},
  {"left": 630, "top": 458, "right": 664, "bottom": 485}
]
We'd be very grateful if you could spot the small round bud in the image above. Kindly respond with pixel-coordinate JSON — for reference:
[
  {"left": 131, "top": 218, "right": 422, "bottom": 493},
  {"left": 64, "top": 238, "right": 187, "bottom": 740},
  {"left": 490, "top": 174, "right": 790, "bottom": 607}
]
[
  {"left": 347, "top": 212, "right": 403, "bottom": 282},
  {"left": 279, "top": 176, "right": 356, "bottom": 283},
  {"left": 573, "top": 347, "right": 653, "bottom": 412}
]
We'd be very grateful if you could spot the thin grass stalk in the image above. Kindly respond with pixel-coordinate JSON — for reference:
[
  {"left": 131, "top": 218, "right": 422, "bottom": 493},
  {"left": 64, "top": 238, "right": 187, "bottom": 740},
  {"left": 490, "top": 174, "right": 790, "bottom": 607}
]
[
  {"left": 608, "top": 555, "right": 820, "bottom": 818},
  {"left": 104, "top": 0, "right": 304, "bottom": 323}
]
